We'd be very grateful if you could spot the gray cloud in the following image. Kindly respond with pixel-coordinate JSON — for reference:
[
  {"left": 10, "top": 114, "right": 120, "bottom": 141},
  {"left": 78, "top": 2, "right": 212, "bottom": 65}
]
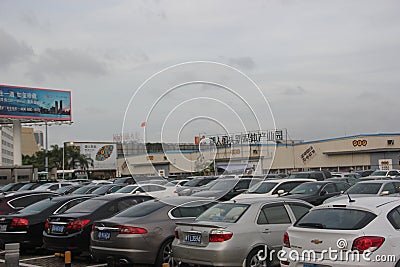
[
  {"left": 0, "top": 29, "right": 34, "bottom": 69},
  {"left": 282, "top": 86, "right": 306, "bottom": 96},
  {"left": 27, "top": 48, "right": 108, "bottom": 81},
  {"left": 228, "top": 57, "right": 256, "bottom": 70}
]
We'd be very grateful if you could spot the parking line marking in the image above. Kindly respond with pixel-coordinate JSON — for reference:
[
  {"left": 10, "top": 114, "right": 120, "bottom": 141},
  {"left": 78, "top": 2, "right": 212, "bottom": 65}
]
[{"left": 19, "top": 255, "right": 56, "bottom": 261}]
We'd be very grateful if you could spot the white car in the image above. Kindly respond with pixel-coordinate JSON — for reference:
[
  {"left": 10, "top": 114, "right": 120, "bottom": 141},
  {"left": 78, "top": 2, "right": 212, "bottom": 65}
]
[
  {"left": 115, "top": 183, "right": 177, "bottom": 198},
  {"left": 232, "top": 178, "right": 315, "bottom": 200},
  {"left": 370, "top": 169, "right": 400, "bottom": 178},
  {"left": 281, "top": 196, "right": 400, "bottom": 267}
]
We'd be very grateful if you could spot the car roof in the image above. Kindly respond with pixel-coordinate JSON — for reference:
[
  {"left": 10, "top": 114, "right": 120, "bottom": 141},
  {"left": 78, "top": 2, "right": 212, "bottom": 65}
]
[
  {"left": 149, "top": 196, "right": 216, "bottom": 206},
  {"left": 259, "top": 178, "right": 315, "bottom": 183},
  {"left": 357, "top": 179, "right": 394, "bottom": 184},
  {"left": 318, "top": 196, "right": 400, "bottom": 212},
  {"left": 92, "top": 193, "right": 152, "bottom": 201},
  {"left": 226, "top": 197, "right": 312, "bottom": 205}
]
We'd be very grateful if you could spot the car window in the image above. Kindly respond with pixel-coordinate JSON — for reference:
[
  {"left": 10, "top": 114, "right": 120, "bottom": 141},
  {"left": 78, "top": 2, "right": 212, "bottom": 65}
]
[
  {"left": 387, "top": 207, "right": 400, "bottom": 229},
  {"left": 234, "top": 180, "right": 250, "bottom": 190},
  {"left": 55, "top": 198, "right": 88, "bottom": 214},
  {"left": 290, "top": 183, "right": 322, "bottom": 194},
  {"left": 335, "top": 182, "right": 350, "bottom": 192},
  {"left": 322, "top": 184, "right": 336, "bottom": 193},
  {"left": 64, "top": 199, "right": 108, "bottom": 213},
  {"left": 346, "top": 183, "right": 381, "bottom": 194},
  {"left": 171, "top": 205, "right": 210, "bottom": 218},
  {"left": 257, "top": 204, "right": 291, "bottom": 224},
  {"left": 9, "top": 194, "right": 54, "bottom": 209},
  {"left": 273, "top": 182, "right": 304, "bottom": 194},
  {"left": 295, "top": 208, "right": 376, "bottom": 230},
  {"left": 389, "top": 171, "right": 398, "bottom": 176},
  {"left": 288, "top": 203, "right": 312, "bottom": 220},
  {"left": 382, "top": 183, "right": 396, "bottom": 194},
  {"left": 116, "top": 198, "right": 141, "bottom": 211},
  {"left": 248, "top": 182, "right": 277, "bottom": 194},
  {"left": 115, "top": 201, "right": 165, "bottom": 217},
  {"left": 196, "top": 203, "right": 249, "bottom": 223},
  {"left": 393, "top": 182, "right": 400, "bottom": 193}
]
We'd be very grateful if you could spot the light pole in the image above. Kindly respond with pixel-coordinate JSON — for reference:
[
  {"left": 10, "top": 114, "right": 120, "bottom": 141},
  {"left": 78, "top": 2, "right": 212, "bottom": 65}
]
[{"left": 62, "top": 141, "right": 74, "bottom": 180}]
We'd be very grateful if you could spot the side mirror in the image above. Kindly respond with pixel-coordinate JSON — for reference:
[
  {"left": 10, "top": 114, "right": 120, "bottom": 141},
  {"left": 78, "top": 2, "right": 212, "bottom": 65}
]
[
  {"left": 277, "top": 189, "right": 285, "bottom": 196},
  {"left": 380, "top": 190, "right": 390, "bottom": 196},
  {"left": 320, "top": 190, "right": 327, "bottom": 196}
]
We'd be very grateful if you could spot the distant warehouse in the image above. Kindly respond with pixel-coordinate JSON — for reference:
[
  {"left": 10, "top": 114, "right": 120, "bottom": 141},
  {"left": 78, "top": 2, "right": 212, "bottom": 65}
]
[{"left": 117, "top": 133, "right": 400, "bottom": 176}]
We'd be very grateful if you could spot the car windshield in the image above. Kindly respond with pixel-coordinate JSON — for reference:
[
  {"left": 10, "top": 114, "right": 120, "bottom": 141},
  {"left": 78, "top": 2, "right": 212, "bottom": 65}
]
[
  {"left": 295, "top": 208, "right": 376, "bottom": 230},
  {"left": 289, "top": 183, "right": 322, "bottom": 194},
  {"left": 34, "top": 183, "right": 53, "bottom": 190},
  {"left": 115, "top": 201, "right": 165, "bottom": 217},
  {"left": 209, "top": 180, "right": 237, "bottom": 190},
  {"left": 196, "top": 203, "right": 249, "bottom": 223},
  {"left": 247, "top": 182, "right": 278, "bottom": 194},
  {"left": 371, "top": 171, "right": 387, "bottom": 176},
  {"left": 55, "top": 186, "right": 73, "bottom": 194},
  {"left": 165, "top": 181, "right": 179, "bottom": 186},
  {"left": 91, "top": 186, "right": 112, "bottom": 194},
  {"left": 115, "top": 185, "right": 138, "bottom": 193},
  {"left": 184, "top": 178, "right": 205, "bottom": 187},
  {"left": 72, "top": 186, "right": 96, "bottom": 194},
  {"left": 64, "top": 199, "right": 108, "bottom": 213},
  {"left": 345, "top": 183, "right": 382, "bottom": 194},
  {"left": 289, "top": 173, "right": 310, "bottom": 178},
  {"left": 18, "top": 198, "right": 60, "bottom": 214},
  {"left": 17, "top": 183, "right": 35, "bottom": 191}
]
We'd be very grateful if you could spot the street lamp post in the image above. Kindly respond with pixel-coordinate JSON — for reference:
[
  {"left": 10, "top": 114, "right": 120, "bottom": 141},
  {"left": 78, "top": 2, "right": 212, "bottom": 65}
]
[{"left": 62, "top": 141, "right": 74, "bottom": 180}]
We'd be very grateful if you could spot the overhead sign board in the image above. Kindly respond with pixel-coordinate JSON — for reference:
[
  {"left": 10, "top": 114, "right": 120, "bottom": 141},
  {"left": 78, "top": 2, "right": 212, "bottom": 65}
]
[
  {"left": 74, "top": 143, "right": 117, "bottom": 170},
  {"left": 0, "top": 84, "right": 72, "bottom": 121}
]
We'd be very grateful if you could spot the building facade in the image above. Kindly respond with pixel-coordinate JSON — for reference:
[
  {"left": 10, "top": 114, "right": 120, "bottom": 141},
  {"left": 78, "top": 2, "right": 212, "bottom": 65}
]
[
  {"left": 0, "top": 126, "right": 14, "bottom": 166},
  {"left": 117, "top": 133, "right": 400, "bottom": 176}
]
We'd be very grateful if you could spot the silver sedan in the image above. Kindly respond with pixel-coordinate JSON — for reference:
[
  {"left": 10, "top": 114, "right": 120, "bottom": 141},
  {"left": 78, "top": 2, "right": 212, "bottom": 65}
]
[{"left": 173, "top": 197, "right": 313, "bottom": 267}]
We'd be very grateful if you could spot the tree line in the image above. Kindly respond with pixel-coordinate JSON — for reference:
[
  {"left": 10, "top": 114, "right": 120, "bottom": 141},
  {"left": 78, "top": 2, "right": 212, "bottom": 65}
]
[{"left": 22, "top": 145, "right": 93, "bottom": 171}]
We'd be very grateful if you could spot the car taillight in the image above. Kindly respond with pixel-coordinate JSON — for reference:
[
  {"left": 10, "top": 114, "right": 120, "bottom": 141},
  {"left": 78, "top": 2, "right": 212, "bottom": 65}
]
[
  {"left": 66, "top": 219, "right": 91, "bottom": 230},
  {"left": 352, "top": 236, "right": 385, "bottom": 252},
  {"left": 10, "top": 218, "right": 28, "bottom": 227},
  {"left": 174, "top": 229, "right": 179, "bottom": 239},
  {"left": 45, "top": 220, "right": 50, "bottom": 230},
  {"left": 283, "top": 232, "right": 290, "bottom": 248},
  {"left": 209, "top": 230, "right": 233, "bottom": 242},
  {"left": 117, "top": 225, "right": 147, "bottom": 234}
]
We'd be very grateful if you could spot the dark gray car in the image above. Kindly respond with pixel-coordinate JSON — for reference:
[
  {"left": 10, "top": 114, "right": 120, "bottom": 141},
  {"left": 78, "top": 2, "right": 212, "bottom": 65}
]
[
  {"left": 90, "top": 196, "right": 216, "bottom": 267},
  {"left": 191, "top": 178, "right": 261, "bottom": 201},
  {"left": 176, "top": 176, "right": 218, "bottom": 196}
]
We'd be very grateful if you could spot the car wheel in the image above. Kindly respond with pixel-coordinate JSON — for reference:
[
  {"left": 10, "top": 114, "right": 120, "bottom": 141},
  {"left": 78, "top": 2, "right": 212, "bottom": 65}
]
[
  {"left": 155, "top": 238, "right": 178, "bottom": 267},
  {"left": 246, "top": 247, "right": 269, "bottom": 267}
]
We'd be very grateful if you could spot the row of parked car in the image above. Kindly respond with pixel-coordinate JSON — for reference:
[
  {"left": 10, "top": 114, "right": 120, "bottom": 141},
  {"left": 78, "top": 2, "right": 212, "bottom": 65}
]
[{"left": 0, "top": 170, "right": 400, "bottom": 266}]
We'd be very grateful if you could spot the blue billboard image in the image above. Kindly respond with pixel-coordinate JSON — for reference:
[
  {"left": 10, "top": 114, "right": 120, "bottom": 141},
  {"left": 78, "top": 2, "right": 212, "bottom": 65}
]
[{"left": 0, "top": 84, "right": 72, "bottom": 121}]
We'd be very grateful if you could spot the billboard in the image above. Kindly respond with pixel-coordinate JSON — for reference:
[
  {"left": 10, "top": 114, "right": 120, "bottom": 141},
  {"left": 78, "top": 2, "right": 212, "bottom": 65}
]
[
  {"left": 0, "top": 84, "right": 71, "bottom": 121},
  {"left": 74, "top": 143, "right": 117, "bottom": 170}
]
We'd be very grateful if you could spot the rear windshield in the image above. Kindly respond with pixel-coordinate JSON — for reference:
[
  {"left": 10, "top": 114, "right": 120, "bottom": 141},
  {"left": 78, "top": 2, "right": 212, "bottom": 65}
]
[
  {"left": 295, "top": 208, "right": 376, "bottom": 230},
  {"left": 64, "top": 199, "right": 108, "bottom": 213},
  {"left": 19, "top": 198, "right": 59, "bottom": 214},
  {"left": 371, "top": 171, "right": 387, "bottom": 176},
  {"left": 196, "top": 203, "right": 249, "bottom": 223},
  {"left": 115, "top": 201, "right": 165, "bottom": 217},
  {"left": 346, "top": 183, "right": 381, "bottom": 194},
  {"left": 210, "top": 180, "right": 237, "bottom": 190},
  {"left": 116, "top": 185, "right": 138, "bottom": 193},
  {"left": 289, "top": 173, "right": 310, "bottom": 178},
  {"left": 183, "top": 178, "right": 204, "bottom": 187},
  {"left": 247, "top": 182, "right": 278, "bottom": 194},
  {"left": 290, "top": 183, "right": 322, "bottom": 194}
]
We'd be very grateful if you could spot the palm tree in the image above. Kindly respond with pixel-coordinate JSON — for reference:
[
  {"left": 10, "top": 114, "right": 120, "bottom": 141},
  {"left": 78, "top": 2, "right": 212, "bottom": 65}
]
[{"left": 65, "top": 147, "right": 93, "bottom": 170}]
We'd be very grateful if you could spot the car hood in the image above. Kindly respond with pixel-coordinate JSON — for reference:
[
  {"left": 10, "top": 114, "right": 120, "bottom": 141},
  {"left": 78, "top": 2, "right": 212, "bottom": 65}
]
[{"left": 191, "top": 190, "right": 226, "bottom": 198}]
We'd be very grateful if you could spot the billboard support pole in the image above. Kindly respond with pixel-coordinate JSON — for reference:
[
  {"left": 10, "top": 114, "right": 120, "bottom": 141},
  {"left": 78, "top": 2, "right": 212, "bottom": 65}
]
[
  {"left": 12, "top": 120, "right": 22, "bottom": 166},
  {"left": 45, "top": 122, "right": 49, "bottom": 178}
]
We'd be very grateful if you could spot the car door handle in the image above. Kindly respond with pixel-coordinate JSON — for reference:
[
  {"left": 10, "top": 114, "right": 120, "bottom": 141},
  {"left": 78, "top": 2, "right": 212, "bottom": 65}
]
[{"left": 262, "top": 229, "right": 271, "bottom": 234}]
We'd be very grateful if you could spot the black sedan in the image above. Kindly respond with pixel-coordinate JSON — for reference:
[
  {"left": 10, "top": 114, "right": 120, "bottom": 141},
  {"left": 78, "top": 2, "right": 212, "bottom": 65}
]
[
  {"left": 43, "top": 194, "right": 153, "bottom": 254},
  {"left": 0, "top": 194, "right": 93, "bottom": 248},
  {"left": 283, "top": 181, "right": 350, "bottom": 205},
  {"left": 0, "top": 191, "right": 59, "bottom": 215}
]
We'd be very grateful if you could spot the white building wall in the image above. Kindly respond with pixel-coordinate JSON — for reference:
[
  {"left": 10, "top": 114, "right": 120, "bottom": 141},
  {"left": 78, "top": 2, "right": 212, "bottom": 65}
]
[{"left": 0, "top": 127, "right": 14, "bottom": 166}]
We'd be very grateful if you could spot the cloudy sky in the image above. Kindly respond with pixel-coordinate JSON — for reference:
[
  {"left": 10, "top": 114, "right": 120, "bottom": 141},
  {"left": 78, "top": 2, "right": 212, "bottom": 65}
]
[{"left": 1, "top": 0, "right": 399, "bottom": 145}]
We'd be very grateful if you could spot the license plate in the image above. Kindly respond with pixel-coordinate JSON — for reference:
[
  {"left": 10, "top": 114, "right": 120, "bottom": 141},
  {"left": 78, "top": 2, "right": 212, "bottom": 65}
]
[
  {"left": 0, "top": 224, "right": 7, "bottom": 231},
  {"left": 184, "top": 233, "right": 201, "bottom": 243},
  {"left": 97, "top": 231, "right": 110, "bottom": 240},
  {"left": 51, "top": 225, "right": 65, "bottom": 233}
]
